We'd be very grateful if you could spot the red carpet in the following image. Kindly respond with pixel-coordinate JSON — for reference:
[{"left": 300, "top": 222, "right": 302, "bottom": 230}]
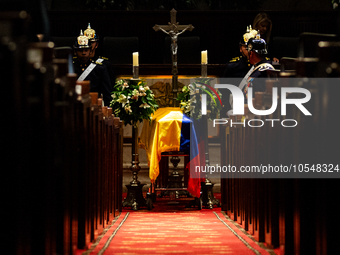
[{"left": 88, "top": 198, "right": 272, "bottom": 255}]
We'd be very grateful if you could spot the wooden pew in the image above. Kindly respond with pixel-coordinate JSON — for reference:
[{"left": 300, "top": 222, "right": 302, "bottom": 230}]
[
  {"left": 7, "top": 18, "right": 124, "bottom": 253},
  {"left": 26, "top": 41, "right": 63, "bottom": 255},
  {"left": 114, "top": 116, "right": 124, "bottom": 214},
  {"left": 220, "top": 73, "right": 340, "bottom": 255},
  {"left": 74, "top": 80, "right": 92, "bottom": 249}
]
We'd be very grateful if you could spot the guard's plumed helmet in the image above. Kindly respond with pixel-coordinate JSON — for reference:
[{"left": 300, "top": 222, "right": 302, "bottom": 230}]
[
  {"left": 84, "top": 23, "right": 99, "bottom": 42},
  {"left": 74, "top": 30, "right": 92, "bottom": 49},
  {"left": 247, "top": 36, "right": 268, "bottom": 55},
  {"left": 242, "top": 25, "right": 268, "bottom": 54}
]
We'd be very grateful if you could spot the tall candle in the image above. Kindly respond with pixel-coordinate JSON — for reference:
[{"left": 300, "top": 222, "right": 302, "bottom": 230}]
[
  {"left": 201, "top": 50, "right": 208, "bottom": 64},
  {"left": 133, "top": 52, "right": 139, "bottom": 66}
]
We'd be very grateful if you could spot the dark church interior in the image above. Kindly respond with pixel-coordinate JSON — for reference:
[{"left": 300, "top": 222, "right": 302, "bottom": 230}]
[{"left": 3, "top": 0, "right": 340, "bottom": 254}]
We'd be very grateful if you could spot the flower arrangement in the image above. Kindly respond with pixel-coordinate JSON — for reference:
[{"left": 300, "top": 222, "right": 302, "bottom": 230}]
[
  {"left": 177, "top": 79, "right": 222, "bottom": 120},
  {"left": 110, "top": 79, "right": 159, "bottom": 126},
  {"left": 177, "top": 85, "right": 191, "bottom": 115}
]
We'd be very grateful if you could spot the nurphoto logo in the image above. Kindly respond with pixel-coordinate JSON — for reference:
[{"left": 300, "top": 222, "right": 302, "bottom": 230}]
[{"left": 205, "top": 84, "right": 312, "bottom": 128}]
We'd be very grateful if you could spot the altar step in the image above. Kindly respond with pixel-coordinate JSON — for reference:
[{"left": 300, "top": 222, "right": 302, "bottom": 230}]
[{"left": 122, "top": 143, "right": 222, "bottom": 194}]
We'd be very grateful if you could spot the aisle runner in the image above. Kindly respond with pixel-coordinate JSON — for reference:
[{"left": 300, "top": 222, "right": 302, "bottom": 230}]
[{"left": 90, "top": 210, "right": 270, "bottom": 255}]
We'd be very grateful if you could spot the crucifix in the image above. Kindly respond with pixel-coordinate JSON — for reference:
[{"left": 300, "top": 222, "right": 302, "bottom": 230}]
[{"left": 153, "top": 8, "right": 194, "bottom": 107}]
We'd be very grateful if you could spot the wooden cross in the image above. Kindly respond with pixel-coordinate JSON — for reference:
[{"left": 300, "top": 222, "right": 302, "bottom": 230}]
[
  {"left": 153, "top": 9, "right": 194, "bottom": 59},
  {"left": 153, "top": 9, "right": 194, "bottom": 107},
  {"left": 153, "top": 8, "right": 194, "bottom": 36}
]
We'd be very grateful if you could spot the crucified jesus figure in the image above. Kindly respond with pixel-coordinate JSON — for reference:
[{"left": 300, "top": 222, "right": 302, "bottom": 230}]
[
  {"left": 158, "top": 26, "right": 190, "bottom": 56},
  {"left": 153, "top": 9, "right": 194, "bottom": 107}
]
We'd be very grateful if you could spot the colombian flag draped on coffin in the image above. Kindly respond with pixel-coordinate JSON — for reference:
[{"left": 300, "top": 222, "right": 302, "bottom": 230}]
[{"left": 139, "top": 107, "right": 201, "bottom": 198}]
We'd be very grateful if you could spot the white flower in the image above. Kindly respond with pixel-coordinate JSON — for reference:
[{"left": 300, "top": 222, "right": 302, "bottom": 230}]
[
  {"left": 117, "top": 94, "right": 126, "bottom": 102},
  {"left": 139, "top": 103, "right": 150, "bottom": 109},
  {"left": 144, "top": 86, "right": 150, "bottom": 91},
  {"left": 191, "top": 105, "right": 196, "bottom": 112},
  {"left": 122, "top": 82, "right": 129, "bottom": 90},
  {"left": 117, "top": 94, "right": 130, "bottom": 107},
  {"left": 132, "top": 89, "right": 139, "bottom": 95},
  {"left": 111, "top": 94, "right": 116, "bottom": 99},
  {"left": 131, "top": 89, "right": 139, "bottom": 100},
  {"left": 139, "top": 92, "right": 147, "bottom": 97},
  {"left": 125, "top": 105, "right": 132, "bottom": 113},
  {"left": 190, "top": 96, "right": 196, "bottom": 104},
  {"left": 139, "top": 86, "right": 145, "bottom": 92},
  {"left": 117, "top": 79, "right": 124, "bottom": 85}
]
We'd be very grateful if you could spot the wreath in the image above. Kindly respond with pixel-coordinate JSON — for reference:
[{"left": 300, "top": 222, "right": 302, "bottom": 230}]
[{"left": 177, "top": 78, "right": 222, "bottom": 120}]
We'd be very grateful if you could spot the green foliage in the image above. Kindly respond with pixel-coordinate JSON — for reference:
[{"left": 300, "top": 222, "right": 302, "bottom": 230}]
[
  {"left": 110, "top": 79, "right": 159, "bottom": 126},
  {"left": 177, "top": 78, "right": 222, "bottom": 120}
]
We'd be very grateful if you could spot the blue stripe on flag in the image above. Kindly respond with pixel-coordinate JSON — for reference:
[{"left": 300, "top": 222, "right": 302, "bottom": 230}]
[{"left": 179, "top": 113, "right": 190, "bottom": 153}]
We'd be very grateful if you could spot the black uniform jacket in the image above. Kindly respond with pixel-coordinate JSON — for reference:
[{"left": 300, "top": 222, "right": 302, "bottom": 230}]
[
  {"left": 221, "top": 56, "right": 252, "bottom": 115},
  {"left": 73, "top": 58, "right": 113, "bottom": 106},
  {"left": 91, "top": 55, "right": 116, "bottom": 87},
  {"left": 223, "top": 55, "right": 252, "bottom": 78}
]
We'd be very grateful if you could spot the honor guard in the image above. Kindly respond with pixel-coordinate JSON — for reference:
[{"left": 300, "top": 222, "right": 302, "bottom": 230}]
[
  {"left": 239, "top": 27, "right": 274, "bottom": 101},
  {"left": 73, "top": 30, "right": 113, "bottom": 106},
  {"left": 226, "top": 27, "right": 274, "bottom": 116},
  {"left": 84, "top": 23, "right": 116, "bottom": 86},
  {"left": 245, "top": 30, "right": 274, "bottom": 79},
  {"left": 223, "top": 32, "right": 253, "bottom": 78},
  {"left": 221, "top": 29, "right": 254, "bottom": 116}
]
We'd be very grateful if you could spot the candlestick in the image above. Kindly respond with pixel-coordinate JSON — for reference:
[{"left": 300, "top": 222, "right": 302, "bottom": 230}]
[
  {"left": 201, "top": 63, "right": 207, "bottom": 78},
  {"left": 201, "top": 50, "right": 208, "bottom": 64},
  {"left": 201, "top": 50, "right": 208, "bottom": 77},
  {"left": 133, "top": 66, "right": 139, "bottom": 79}
]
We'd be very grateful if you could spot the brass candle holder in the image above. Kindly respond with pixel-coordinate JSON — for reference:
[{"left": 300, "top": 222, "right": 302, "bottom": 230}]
[
  {"left": 132, "top": 65, "right": 139, "bottom": 80},
  {"left": 201, "top": 63, "right": 207, "bottom": 78}
]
